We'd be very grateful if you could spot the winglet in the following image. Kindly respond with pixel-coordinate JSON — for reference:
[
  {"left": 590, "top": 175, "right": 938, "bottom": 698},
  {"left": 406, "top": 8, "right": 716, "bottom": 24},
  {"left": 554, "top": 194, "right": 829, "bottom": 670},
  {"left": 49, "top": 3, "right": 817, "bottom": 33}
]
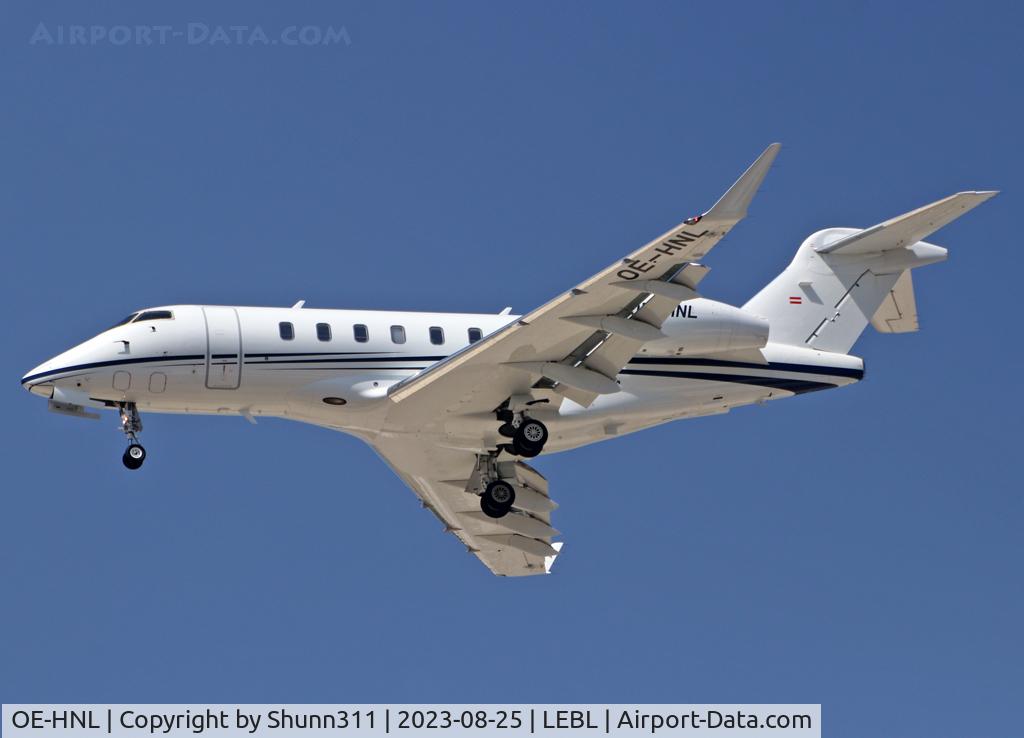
[{"left": 702, "top": 142, "right": 781, "bottom": 221}]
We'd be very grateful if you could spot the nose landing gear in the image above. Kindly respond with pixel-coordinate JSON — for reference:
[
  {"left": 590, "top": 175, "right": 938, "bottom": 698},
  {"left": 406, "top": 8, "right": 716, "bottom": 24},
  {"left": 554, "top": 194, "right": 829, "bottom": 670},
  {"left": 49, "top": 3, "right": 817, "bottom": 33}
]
[
  {"left": 118, "top": 402, "right": 146, "bottom": 470},
  {"left": 123, "top": 443, "right": 146, "bottom": 469}
]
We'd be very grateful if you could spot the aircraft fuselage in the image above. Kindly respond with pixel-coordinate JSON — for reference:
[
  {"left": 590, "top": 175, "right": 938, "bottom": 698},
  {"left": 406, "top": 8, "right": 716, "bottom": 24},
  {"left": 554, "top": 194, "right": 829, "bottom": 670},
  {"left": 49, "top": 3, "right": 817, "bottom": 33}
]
[{"left": 22, "top": 301, "right": 862, "bottom": 454}]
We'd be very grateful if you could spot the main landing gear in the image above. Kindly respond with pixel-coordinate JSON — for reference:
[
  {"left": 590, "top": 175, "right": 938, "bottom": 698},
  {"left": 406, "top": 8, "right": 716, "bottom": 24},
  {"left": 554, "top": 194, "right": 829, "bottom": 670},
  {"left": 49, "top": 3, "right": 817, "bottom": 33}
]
[
  {"left": 474, "top": 400, "right": 551, "bottom": 519},
  {"left": 480, "top": 479, "right": 516, "bottom": 518},
  {"left": 119, "top": 402, "right": 146, "bottom": 470},
  {"left": 497, "top": 408, "right": 549, "bottom": 458}
]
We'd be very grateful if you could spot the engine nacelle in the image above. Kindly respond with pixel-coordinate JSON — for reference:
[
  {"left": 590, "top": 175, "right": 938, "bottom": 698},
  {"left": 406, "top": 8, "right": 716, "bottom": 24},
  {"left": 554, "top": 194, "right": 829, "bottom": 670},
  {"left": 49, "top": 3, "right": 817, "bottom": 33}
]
[{"left": 643, "top": 298, "right": 769, "bottom": 356}]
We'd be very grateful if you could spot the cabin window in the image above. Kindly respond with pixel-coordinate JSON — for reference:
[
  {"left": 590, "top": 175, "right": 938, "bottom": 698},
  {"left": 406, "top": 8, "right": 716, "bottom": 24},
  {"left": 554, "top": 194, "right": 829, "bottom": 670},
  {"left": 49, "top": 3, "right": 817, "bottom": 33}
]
[
  {"left": 468, "top": 327, "right": 483, "bottom": 344},
  {"left": 353, "top": 324, "right": 369, "bottom": 343},
  {"left": 136, "top": 310, "right": 173, "bottom": 322},
  {"left": 429, "top": 326, "right": 445, "bottom": 345},
  {"left": 279, "top": 322, "right": 295, "bottom": 340},
  {"left": 316, "top": 323, "right": 332, "bottom": 342},
  {"left": 390, "top": 325, "right": 407, "bottom": 344}
]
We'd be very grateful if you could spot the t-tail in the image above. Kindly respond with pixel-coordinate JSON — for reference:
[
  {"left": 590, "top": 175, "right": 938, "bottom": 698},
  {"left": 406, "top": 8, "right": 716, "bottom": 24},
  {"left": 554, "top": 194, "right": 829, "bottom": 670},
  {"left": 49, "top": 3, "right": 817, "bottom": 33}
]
[{"left": 743, "top": 191, "right": 998, "bottom": 353}]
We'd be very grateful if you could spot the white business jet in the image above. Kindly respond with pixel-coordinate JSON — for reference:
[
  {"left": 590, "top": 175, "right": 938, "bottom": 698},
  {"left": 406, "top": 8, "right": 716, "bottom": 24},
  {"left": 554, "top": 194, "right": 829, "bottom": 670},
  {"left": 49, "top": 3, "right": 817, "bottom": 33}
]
[{"left": 21, "top": 144, "right": 996, "bottom": 576}]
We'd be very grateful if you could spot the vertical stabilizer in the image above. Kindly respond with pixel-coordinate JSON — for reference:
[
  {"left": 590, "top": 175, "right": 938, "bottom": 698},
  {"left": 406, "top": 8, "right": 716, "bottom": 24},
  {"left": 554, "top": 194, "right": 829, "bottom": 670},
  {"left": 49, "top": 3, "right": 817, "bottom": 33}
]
[{"left": 744, "top": 191, "right": 996, "bottom": 353}]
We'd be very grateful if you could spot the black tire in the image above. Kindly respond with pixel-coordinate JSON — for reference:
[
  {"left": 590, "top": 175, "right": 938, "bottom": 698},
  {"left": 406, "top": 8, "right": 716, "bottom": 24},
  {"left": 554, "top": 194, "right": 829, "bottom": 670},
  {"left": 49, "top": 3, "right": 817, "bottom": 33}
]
[
  {"left": 480, "top": 496, "right": 507, "bottom": 518},
  {"left": 482, "top": 479, "right": 515, "bottom": 516},
  {"left": 484, "top": 479, "right": 515, "bottom": 506},
  {"left": 515, "top": 419, "right": 548, "bottom": 450},
  {"left": 512, "top": 437, "right": 541, "bottom": 458},
  {"left": 122, "top": 443, "right": 146, "bottom": 470}
]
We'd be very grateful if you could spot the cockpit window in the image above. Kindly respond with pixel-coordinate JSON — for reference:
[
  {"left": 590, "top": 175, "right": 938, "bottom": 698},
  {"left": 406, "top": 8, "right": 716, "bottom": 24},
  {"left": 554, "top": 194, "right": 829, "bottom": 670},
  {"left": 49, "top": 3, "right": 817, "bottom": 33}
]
[
  {"left": 111, "top": 313, "right": 139, "bottom": 328},
  {"left": 135, "top": 310, "right": 174, "bottom": 322}
]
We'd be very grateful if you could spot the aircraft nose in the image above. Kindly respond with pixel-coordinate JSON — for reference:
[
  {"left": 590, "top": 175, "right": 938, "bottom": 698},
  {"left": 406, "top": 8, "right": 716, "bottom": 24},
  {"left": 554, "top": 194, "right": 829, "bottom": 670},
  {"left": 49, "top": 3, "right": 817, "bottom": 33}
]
[
  {"left": 22, "top": 336, "right": 107, "bottom": 398},
  {"left": 22, "top": 362, "right": 54, "bottom": 396}
]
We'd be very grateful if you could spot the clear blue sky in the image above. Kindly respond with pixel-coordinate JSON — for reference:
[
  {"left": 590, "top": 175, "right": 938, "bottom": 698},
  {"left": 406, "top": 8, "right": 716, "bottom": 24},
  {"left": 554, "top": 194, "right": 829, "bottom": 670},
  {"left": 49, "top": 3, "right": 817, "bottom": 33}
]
[{"left": 2, "top": 2, "right": 1021, "bottom": 736}]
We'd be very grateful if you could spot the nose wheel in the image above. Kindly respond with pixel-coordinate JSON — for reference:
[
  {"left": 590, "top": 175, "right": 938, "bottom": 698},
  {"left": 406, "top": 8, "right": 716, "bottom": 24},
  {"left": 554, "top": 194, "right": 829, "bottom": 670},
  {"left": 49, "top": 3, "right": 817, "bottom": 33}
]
[
  {"left": 122, "top": 443, "right": 146, "bottom": 470},
  {"left": 118, "top": 402, "right": 147, "bottom": 470}
]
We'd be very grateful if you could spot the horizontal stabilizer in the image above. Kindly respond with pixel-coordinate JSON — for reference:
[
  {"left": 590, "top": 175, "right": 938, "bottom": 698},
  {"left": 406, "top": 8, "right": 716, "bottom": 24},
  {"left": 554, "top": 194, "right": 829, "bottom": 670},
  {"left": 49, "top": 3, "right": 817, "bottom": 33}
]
[
  {"left": 817, "top": 191, "right": 998, "bottom": 255},
  {"left": 871, "top": 270, "right": 919, "bottom": 333}
]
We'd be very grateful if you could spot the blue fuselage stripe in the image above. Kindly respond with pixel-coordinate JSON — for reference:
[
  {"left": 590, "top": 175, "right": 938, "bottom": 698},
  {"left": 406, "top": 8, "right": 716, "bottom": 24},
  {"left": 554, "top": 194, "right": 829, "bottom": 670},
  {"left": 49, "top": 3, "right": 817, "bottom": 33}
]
[
  {"left": 620, "top": 368, "right": 839, "bottom": 394},
  {"left": 21, "top": 355, "right": 207, "bottom": 385},
  {"left": 23, "top": 352, "right": 861, "bottom": 391},
  {"left": 242, "top": 355, "right": 447, "bottom": 365},
  {"left": 627, "top": 356, "right": 864, "bottom": 379}
]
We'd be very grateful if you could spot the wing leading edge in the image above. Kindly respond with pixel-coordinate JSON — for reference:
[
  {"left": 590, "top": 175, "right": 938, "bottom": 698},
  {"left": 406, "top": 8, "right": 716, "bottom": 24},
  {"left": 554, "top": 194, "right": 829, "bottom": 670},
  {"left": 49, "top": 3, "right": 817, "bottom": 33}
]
[{"left": 387, "top": 143, "right": 780, "bottom": 414}]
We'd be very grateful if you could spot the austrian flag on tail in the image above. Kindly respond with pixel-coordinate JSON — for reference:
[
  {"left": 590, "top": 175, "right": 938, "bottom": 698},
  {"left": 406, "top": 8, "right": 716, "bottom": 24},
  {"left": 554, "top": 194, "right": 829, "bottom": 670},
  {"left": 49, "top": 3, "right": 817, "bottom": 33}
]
[{"left": 789, "top": 296, "right": 802, "bottom": 304}]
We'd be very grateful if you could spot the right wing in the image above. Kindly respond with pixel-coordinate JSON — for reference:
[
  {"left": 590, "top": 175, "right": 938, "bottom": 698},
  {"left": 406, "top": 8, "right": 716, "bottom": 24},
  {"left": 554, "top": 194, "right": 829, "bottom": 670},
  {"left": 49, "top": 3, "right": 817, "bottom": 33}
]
[{"left": 369, "top": 436, "right": 562, "bottom": 577}]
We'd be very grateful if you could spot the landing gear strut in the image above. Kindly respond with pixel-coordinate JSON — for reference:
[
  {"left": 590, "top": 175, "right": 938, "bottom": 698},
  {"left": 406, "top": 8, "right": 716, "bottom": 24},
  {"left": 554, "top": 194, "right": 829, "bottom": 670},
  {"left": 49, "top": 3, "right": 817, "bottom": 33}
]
[{"left": 119, "top": 402, "right": 146, "bottom": 470}]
